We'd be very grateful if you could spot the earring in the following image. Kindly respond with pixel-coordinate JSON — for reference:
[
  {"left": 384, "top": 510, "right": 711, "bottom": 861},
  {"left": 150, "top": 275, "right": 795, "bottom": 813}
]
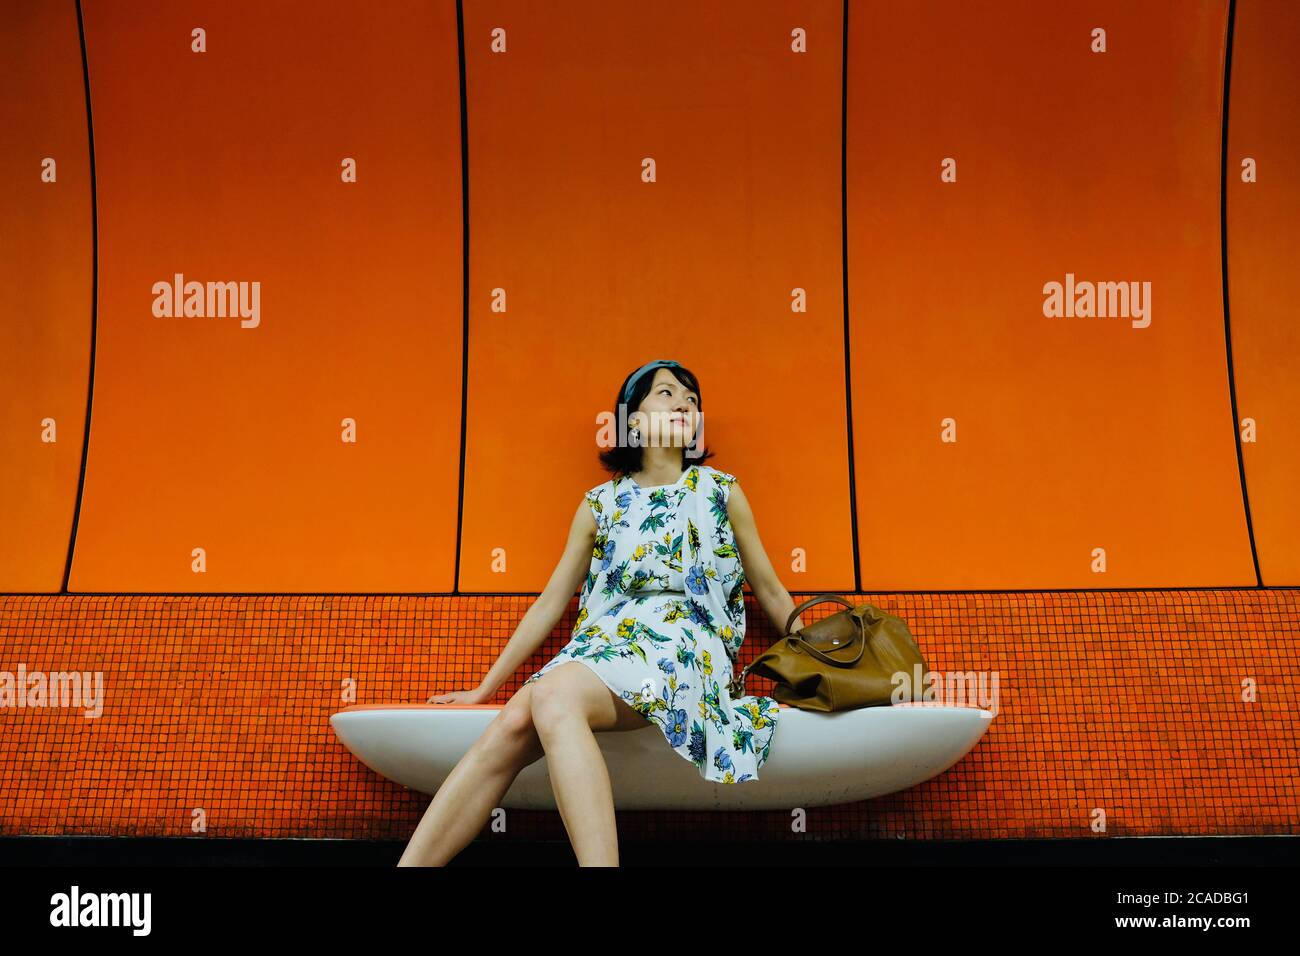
[{"left": 629, "top": 426, "right": 641, "bottom": 445}]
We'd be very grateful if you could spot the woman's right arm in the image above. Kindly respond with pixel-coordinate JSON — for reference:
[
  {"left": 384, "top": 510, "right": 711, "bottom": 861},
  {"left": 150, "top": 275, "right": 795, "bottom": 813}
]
[{"left": 428, "top": 498, "right": 597, "bottom": 704}]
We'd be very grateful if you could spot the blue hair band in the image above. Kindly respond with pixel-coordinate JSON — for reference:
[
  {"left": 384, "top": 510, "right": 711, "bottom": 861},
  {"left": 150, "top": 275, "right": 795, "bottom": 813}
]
[{"left": 621, "top": 359, "right": 683, "bottom": 405}]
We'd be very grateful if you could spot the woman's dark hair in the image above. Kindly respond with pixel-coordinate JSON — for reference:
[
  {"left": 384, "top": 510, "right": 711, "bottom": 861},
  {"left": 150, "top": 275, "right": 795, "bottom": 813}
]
[{"left": 598, "top": 361, "right": 715, "bottom": 478}]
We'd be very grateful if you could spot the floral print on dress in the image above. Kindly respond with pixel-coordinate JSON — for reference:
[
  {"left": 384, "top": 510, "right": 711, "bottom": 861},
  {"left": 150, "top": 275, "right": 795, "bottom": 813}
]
[{"left": 523, "top": 464, "right": 779, "bottom": 783}]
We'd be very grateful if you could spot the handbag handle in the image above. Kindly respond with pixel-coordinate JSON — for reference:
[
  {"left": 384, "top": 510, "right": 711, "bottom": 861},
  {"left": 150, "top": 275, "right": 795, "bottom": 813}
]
[
  {"left": 728, "top": 594, "right": 871, "bottom": 697},
  {"left": 785, "top": 593, "right": 856, "bottom": 635},
  {"left": 785, "top": 605, "right": 869, "bottom": 669}
]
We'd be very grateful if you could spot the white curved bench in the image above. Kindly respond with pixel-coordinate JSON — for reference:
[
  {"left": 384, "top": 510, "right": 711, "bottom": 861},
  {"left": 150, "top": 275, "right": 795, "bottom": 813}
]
[{"left": 330, "top": 701, "right": 993, "bottom": 810}]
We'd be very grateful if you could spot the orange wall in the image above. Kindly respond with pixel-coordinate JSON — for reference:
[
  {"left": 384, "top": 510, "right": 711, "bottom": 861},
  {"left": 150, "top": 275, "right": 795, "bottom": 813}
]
[
  {"left": 1227, "top": 0, "right": 1300, "bottom": 584},
  {"left": 2, "top": 0, "right": 1298, "bottom": 593},
  {"left": 67, "top": 0, "right": 463, "bottom": 591},
  {"left": 0, "top": 0, "right": 91, "bottom": 592},
  {"left": 456, "top": 0, "right": 852, "bottom": 591},
  {"left": 848, "top": 0, "right": 1250, "bottom": 588}
]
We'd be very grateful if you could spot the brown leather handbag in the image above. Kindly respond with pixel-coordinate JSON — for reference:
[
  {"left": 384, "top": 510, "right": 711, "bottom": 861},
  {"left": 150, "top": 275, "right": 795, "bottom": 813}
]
[{"left": 727, "top": 595, "right": 930, "bottom": 712}]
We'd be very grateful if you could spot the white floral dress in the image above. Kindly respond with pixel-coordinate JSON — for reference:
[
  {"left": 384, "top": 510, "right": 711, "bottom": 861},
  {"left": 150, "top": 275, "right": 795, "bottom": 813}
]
[{"left": 523, "top": 463, "right": 780, "bottom": 783}]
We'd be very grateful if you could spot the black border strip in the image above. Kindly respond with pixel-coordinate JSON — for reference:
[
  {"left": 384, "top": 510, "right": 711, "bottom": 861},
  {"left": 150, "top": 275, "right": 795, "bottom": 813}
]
[
  {"left": 1220, "top": 0, "right": 1261, "bottom": 587},
  {"left": 3, "top": 586, "right": 1295, "bottom": 597},
  {"left": 1, "top": 834, "right": 1296, "bottom": 866},
  {"left": 842, "top": 0, "right": 862, "bottom": 593},
  {"left": 63, "top": 0, "right": 98, "bottom": 593},
  {"left": 451, "top": 0, "right": 469, "bottom": 595}
]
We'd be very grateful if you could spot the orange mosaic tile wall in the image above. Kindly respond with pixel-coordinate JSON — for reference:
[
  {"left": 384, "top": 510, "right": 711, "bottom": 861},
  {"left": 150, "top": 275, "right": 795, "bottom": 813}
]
[{"left": 2, "top": 588, "right": 1295, "bottom": 841}]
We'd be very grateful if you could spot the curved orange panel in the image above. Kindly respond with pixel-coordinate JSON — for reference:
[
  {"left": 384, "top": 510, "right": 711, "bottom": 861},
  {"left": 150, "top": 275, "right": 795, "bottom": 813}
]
[
  {"left": 847, "top": 0, "right": 1252, "bottom": 588},
  {"left": 1226, "top": 0, "right": 1300, "bottom": 585},
  {"left": 457, "top": 0, "right": 853, "bottom": 593},
  {"left": 0, "top": 1, "right": 92, "bottom": 592},
  {"left": 70, "top": 0, "right": 462, "bottom": 591}
]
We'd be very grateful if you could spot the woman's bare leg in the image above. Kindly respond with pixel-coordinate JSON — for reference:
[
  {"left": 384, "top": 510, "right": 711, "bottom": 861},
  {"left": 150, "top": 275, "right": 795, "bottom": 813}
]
[
  {"left": 397, "top": 685, "right": 545, "bottom": 867},
  {"left": 528, "top": 662, "right": 653, "bottom": 867}
]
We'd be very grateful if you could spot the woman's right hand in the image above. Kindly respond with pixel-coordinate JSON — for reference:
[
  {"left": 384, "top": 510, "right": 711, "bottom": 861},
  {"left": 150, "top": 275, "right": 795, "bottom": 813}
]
[{"left": 427, "top": 686, "right": 487, "bottom": 705}]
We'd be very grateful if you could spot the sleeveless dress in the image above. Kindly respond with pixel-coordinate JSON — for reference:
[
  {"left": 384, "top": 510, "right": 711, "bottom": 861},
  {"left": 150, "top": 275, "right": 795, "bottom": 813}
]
[{"left": 522, "top": 463, "right": 780, "bottom": 783}]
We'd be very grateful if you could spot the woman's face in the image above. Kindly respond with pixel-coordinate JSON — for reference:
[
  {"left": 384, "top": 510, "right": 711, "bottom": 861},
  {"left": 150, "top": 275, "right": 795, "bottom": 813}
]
[{"left": 634, "top": 368, "right": 700, "bottom": 447}]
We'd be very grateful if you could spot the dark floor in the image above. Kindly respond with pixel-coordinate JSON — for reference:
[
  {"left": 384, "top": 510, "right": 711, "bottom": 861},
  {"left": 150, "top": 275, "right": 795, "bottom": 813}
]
[{"left": 3, "top": 834, "right": 1297, "bottom": 866}]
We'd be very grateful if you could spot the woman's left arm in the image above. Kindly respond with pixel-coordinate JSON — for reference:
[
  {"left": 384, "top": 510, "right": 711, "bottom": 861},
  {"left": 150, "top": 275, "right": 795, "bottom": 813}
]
[{"left": 726, "top": 481, "right": 805, "bottom": 634}]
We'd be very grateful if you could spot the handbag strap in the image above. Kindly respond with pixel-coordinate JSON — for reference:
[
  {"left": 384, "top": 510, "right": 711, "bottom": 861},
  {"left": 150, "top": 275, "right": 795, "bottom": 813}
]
[
  {"left": 786, "top": 593, "right": 871, "bottom": 666},
  {"left": 785, "top": 594, "right": 854, "bottom": 635}
]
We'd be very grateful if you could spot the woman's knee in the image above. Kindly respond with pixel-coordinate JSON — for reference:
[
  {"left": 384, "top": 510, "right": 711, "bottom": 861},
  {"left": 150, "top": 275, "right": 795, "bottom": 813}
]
[
  {"left": 530, "top": 663, "right": 651, "bottom": 734},
  {"left": 478, "top": 686, "right": 541, "bottom": 755},
  {"left": 498, "top": 688, "right": 540, "bottom": 736},
  {"left": 529, "top": 664, "right": 602, "bottom": 734}
]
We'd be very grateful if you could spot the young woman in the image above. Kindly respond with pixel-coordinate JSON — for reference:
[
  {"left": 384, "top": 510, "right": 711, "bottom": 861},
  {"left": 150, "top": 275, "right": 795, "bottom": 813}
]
[{"left": 398, "top": 359, "right": 805, "bottom": 866}]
